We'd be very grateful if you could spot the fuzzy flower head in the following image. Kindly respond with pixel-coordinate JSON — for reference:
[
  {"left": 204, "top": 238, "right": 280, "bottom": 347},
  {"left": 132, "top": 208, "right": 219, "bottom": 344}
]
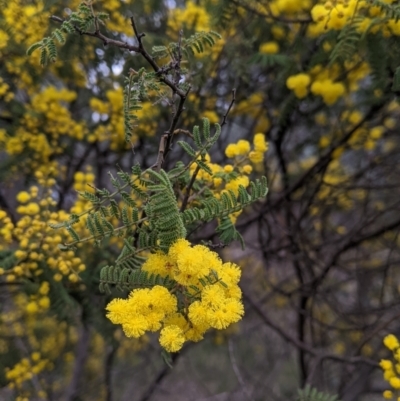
[
  {"left": 159, "top": 325, "right": 185, "bottom": 352},
  {"left": 173, "top": 245, "right": 212, "bottom": 285},
  {"left": 106, "top": 286, "right": 178, "bottom": 338},
  {"left": 311, "top": 79, "right": 345, "bottom": 105},
  {"left": 286, "top": 73, "right": 311, "bottom": 99},
  {"left": 384, "top": 334, "right": 400, "bottom": 351}
]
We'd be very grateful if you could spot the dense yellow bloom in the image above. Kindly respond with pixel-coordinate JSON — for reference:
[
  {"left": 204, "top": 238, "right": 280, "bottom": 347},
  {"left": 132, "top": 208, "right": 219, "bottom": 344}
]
[
  {"left": 16, "top": 192, "right": 31, "bottom": 204},
  {"left": 168, "top": 238, "right": 192, "bottom": 264},
  {"left": 106, "top": 286, "right": 178, "bottom": 339},
  {"left": 390, "top": 376, "right": 400, "bottom": 389},
  {"left": 206, "top": 298, "right": 244, "bottom": 329},
  {"left": 259, "top": 41, "right": 279, "bottom": 54},
  {"left": 174, "top": 244, "right": 213, "bottom": 285},
  {"left": 225, "top": 176, "right": 250, "bottom": 196},
  {"left": 311, "top": 4, "right": 329, "bottom": 22},
  {"left": 311, "top": 79, "right": 345, "bottom": 105},
  {"left": 168, "top": 1, "right": 210, "bottom": 34},
  {"left": 242, "top": 165, "right": 253, "bottom": 174},
  {"left": 201, "top": 285, "right": 226, "bottom": 308},
  {"left": 249, "top": 151, "right": 264, "bottom": 164},
  {"left": 254, "top": 133, "right": 268, "bottom": 152},
  {"left": 142, "top": 251, "right": 171, "bottom": 277},
  {"left": 383, "top": 390, "right": 393, "bottom": 399},
  {"left": 188, "top": 301, "right": 209, "bottom": 326},
  {"left": 159, "top": 325, "right": 185, "bottom": 352},
  {"left": 225, "top": 143, "right": 239, "bottom": 158},
  {"left": 24, "top": 202, "right": 40, "bottom": 215},
  {"left": 236, "top": 140, "right": 251, "bottom": 155},
  {"left": 385, "top": 334, "right": 400, "bottom": 351},
  {"left": 286, "top": 73, "right": 311, "bottom": 99},
  {"left": 105, "top": 238, "right": 244, "bottom": 351},
  {"left": 382, "top": 359, "right": 394, "bottom": 371}
]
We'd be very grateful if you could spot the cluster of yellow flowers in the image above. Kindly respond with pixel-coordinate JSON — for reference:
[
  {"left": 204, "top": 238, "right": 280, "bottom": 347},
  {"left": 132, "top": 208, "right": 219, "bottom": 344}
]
[
  {"left": 3, "top": 0, "right": 49, "bottom": 45},
  {"left": 4, "top": 86, "right": 86, "bottom": 176},
  {"left": 185, "top": 133, "right": 267, "bottom": 223},
  {"left": 286, "top": 72, "right": 346, "bottom": 104},
  {"left": 168, "top": 1, "right": 211, "bottom": 35},
  {"left": 259, "top": 41, "right": 280, "bottom": 54},
  {"left": 380, "top": 334, "right": 400, "bottom": 400},
  {"left": 106, "top": 238, "right": 244, "bottom": 352},
  {"left": 0, "top": 171, "right": 87, "bottom": 285},
  {"left": 0, "top": 210, "right": 14, "bottom": 247},
  {"left": 310, "top": 0, "right": 400, "bottom": 36},
  {"left": 5, "top": 352, "right": 49, "bottom": 389},
  {"left": 225, "top": 133, "right": 268, "bottom": 165},
  {"left": 1, "top": 302, "right": 76, "bottom": 396}
]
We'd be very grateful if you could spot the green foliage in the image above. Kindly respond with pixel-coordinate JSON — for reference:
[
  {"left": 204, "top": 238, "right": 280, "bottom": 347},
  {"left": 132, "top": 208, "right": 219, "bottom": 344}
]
[
  {"left": 123, "top": 71, "right": 142, "bottom": 143},
  {"left": 367, "top": 0, "right": 400, "bottom": 20},
  {"left": 298, "top": 386, "right": 341, "bottom": 401},
  {"left": 99, "top": 265, "right": 176, "bottom": 293},
  {"left": 181, "top": 177, "right": 267, "bottom": 224},
  {"left": 26, "top": 2, "right": 109, "bottom": 65},
  {"left": 153, "top": 31, "right": 222, "bottom": 59},
  {"left": 176, "top": 117, "right": 221, "bottom": 175},
  {"left": 181, "top": 31, "right": 222, "bottom": 56},
  {"left": 51, "top": 113, "right": 266, "bottom": 253},
  {"left": 252, "top": 53, "right": 292, "bottom": 68},
  {"left": 146, "top": 169, "right": 187, "bottom": 252},
  {"left": 366, "top": 33, "right": 388, "bottom": 89},
  {"left": 329, "top": 16, "right": 363, "bottom": 65},
  {"left": 392, "top": 66, "right": 400, "bottom": 91},
  {"left": 0, "top": 250, "right": 16, "bottom": 271}
]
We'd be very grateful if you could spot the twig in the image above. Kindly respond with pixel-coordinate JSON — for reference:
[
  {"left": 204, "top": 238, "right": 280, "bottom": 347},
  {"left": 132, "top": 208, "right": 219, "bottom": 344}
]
[
  {"left": 220, "top": 88, "right": 236, "bottom": 128},
  {"left": 162, "top": 85, "right": 191, "bottom": 165},
  {"left": 228, "top": 338, "right": 254, "bottom": 401},
  {"left": 180, "top": 164, "right": 201, "bottom": 212},
  {"left": 50, "top": 15, "right": 140, "bottom": 52},
  {"left": 243, "top": 290, "right": 379, "bottom": 367}
]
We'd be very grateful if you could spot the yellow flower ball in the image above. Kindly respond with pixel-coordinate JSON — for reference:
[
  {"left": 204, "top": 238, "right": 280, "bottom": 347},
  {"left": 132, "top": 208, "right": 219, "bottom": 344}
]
[
  {"left": 381, "top": 359, "right": 394, "bottom": 371},
  {"left": 16, "top": 191, "right": 31, "bottom": 204},
  {"left": 384, "top": 334, "right": 400, "bottom": 351},
  {"left": 242, "top": 165, "right": 253, "bottom": 174},
  {"left": 286, "top": 73, "right": 311, "bottom": 99},
  {"left": 26, "top": 301, "right": 39, "bottom": 314},
  {"left": 25, "top": 202, "right": 40, "bottom": 215},
  {"left": 259, "top": 41, "right": 279, "bottom": 54},
  {"left": 390, "top": 376, "right": 400, "bottom": 389},
  {"left": 159, "top": 325, "right": 185, "bottom": 352},
  {"left": 236, "top": 139, "right": 251, "bottom": 155},
  {"left": 225, "top": 143, "right": 239, "bottom": 158}
]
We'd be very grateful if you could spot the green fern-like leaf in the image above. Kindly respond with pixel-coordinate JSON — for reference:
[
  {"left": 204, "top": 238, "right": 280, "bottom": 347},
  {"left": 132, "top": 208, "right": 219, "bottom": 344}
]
[
  {"left": 26, "top": 42, "right": 43, "bottom": 56},
  {"left": 178, "top": 141, "right": 197, "bottom": 158},
  {"left": 39, "top": 46, "right": 48, "bottom": 66},
  {"left": 330, "top": 17, "right": 363, "bottom": 64},
  {"left": 52, "top": 29, "right": 66, "bottom": 44},
  {"left": 298, "top": 385, "right": 340, "bottom": 401},
  {"left": 216, "top": 217, "right": 244, "bottom": 248},
  {"left": 147, "top": 169, "right": 187, "bottom": 252},
  {"left": 99, "top": 265, "right": 175, "bottom": 292},
  {"left": 367, "top": 0, "right": 400, "bottom": 20},
  {"left": 78, "top": 191, "right": 101, "bottom": 204}
]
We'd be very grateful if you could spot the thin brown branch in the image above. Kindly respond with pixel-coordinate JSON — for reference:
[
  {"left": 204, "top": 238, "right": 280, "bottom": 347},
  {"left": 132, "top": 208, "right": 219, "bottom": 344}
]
[
  {"left": 180, "top": 164, "right": 201, "bottom": 213},
  {"left": 220, "top": 88, "right": 236, "bottom": 128}
]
